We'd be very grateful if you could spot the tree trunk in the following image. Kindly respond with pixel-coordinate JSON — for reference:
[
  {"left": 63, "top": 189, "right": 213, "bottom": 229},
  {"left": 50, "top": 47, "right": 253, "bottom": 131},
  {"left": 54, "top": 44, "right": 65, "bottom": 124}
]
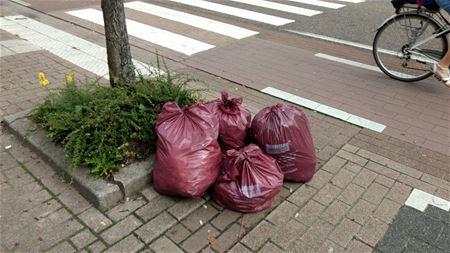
[{"left": 101, "top": 0, "right": 136, "bottom": 86}]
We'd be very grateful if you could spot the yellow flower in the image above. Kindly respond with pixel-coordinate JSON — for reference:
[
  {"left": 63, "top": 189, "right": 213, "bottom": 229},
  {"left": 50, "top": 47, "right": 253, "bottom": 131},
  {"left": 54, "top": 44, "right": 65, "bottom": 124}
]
[
  {"left": 38, "top": 72, "right": 49, "bottom": 87},
  {"left": 66, "top": 71, "right": 75, "bottom": 84}
]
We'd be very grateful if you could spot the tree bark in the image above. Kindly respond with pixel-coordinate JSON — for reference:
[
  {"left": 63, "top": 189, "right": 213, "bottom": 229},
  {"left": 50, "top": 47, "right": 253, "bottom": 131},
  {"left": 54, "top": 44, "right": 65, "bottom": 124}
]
[{"left": 101, "top": 0, "right": 136, "bottom": 86}]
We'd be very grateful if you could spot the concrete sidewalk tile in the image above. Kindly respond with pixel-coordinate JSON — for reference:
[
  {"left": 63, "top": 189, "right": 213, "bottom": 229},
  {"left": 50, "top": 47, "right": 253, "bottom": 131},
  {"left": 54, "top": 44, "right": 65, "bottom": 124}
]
[
  {"left": 373, "top": 198, "right": 402, "bottom": 224},
  {"left": 166, "top": 223, "right": 191, "bottom": 244},
  {"left": 78, "top": 207, "right": 113, "bottom": 233},
  {"left": 398, "top": 174, "right": 437, "bottom": 194},
  {"left": 336, "top": 150, "right": 368, "bottom": 167},
  {"left": 135, "top": 195, "right": 176, "bottom": 222},
  {"left": 259, "top": 242, "right": 283, "bottom": 253},
  {"left": 288, "top": 185, "right": 318, "bottom": 207},
  {"left": 328, "top": 218, "right": 361, "bottom": 248},
  {"left": 343, "top": 162, "right": 363, "bottom": 174},
  {"left": 134, "top": 212, "right": 177, "bottom": 244},
  {"left": 357, "top": 218, "right": 389, "bottom": 247},
  {"left": 319, "top": 200, "right": 351, "bottom": 225},
  {"left": 104, "top": 234, "right": 144, "bottom": 253},
  {"left": 300, "top": 219, "right": 334, "bottom": 250},
  {"left": 70, "top": 229, "right": 96, "bottom": 250},
  {"left": 168, "top": 197, "right": 206, "bottom": 221},
  {"left": 362, "top": 183, "right": 389, "bottom": 205},
  {"left": 356, "top": 149, "right": 391, "bottom": 166},
  {"left": 271, "top": 219, "right": 308, "bottom": 249},
  {"left": 346, "top": 199, "right": 377, "bottom": 225},
  {"left": 228, "top": 243, "right": 252, "bottom": 253},
  {"left": 346, "top": 239, "right": 373, "bottom": 253},
  {"left": 352, "top": 168, "right": 377, "bottom": 188},
  {"left": 181, "top": 224, "right": 219, "bottom": 253},
  {"left": 266, "top": 201, "right": 299, "bottom": 226},
  {"left": 330, "top": 169, "right": 356, "bottom": 189},
  {"left": 342, "top": 144, "right": 359, "bottom": 153},
  {"left": 295, "top": 200, "right": 326, "bottom": 226},
  {"left": 210, "top": 209, "right": 242, "bottom": 231},
  {"left": 320, "top": 156, "right": 347, "bottom": 174},
  {"left": 386, "top": 182, "right": 412, "bottom": 204},
  {"left": 313, "top": 183, "right": 342, "bottom": 206},
  {"left": 375, "top": 174, "right": 395, "bottom": 188},
  {"left": 385, "top": 160, "right": 423, "bottom": 179},
  {"left": 140, "top": 187, "right": 158, "bottom": 202},
  {"left": 87, "top": 240, "right": 107, "bottom": 253},
  {"left": 149, "top": 236, "right": 183, "bottom": 253},
  {"left": 316, "top": 240, "right": 344, "bottom": 253},
  {"left": 58, "top": 188, "right": 92, "bottom": 215},
  {"left": 212, "top": 223, "right": 241, "bottom": 253},
  {"left": 181, "top": 203, "right": 219, "bottom": 232},
  {"left": 46, "top": 241, "right": 76, "bottom": 253},
  {"left": 365, "top": 161, "right": 400, "bottom": 180},
  {"left": 101, "top": 215, "right": 142, "bottom": 245},
  {"left": 306, "top": 169, "right": 333, "bottom": 190},
  {"left": 106, "top": 197, "right": 146, "bottom": 222},
  {"left": 241, "top": 220, "right": 274, "bottom": 251},
  {"left": 337, "top": 183, "right": 366, "bottom": 205}
]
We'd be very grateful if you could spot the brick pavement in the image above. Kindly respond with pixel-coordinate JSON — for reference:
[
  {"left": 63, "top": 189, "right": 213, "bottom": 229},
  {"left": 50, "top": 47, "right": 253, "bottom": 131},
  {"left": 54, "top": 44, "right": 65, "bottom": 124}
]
[{"left": 2, "top": 5, "right": 450, "bottom": 253}]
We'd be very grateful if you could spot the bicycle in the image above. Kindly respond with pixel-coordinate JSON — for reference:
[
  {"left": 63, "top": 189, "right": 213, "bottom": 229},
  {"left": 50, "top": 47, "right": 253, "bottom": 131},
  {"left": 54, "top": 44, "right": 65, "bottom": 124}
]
[{"left": 373, "top": 1, "right": 450, "bottom": 82}]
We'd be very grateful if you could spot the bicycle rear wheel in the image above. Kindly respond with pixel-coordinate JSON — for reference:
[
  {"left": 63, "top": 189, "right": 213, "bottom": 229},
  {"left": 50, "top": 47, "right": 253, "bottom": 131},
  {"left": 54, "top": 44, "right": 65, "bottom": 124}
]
[{"left": 373, "top": 13, "right": 447, "bottom": 82}]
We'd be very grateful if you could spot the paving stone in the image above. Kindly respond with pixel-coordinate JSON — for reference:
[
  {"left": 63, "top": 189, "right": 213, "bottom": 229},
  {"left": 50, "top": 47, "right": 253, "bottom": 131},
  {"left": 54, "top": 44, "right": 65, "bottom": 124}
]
[
  {"left": 259, "top": 242, "right": 283, "bottom": 253},
  {"left": 434, "top": 187, "right": 450, "bottom": 201},
  {"left": 398, "top": 174, "right": 438, "bottom": 194},
  {"left": 375, "top": 222, "right": 410, "bottom": 253},
  {"left": 166, "top": 223, "right": 191, "bottom": 244},
  {"left": 319, "top": 200, "right": 351, "bottom": 225},
  {"left": 212, "top": 223, "right": 241, "bottom": 253},
  {"left": 47, "top": 241, "right": 76, "bottom": 253},
  {"left": 316, "top": 240, "right": 345, "bottom": 253},
  {"left": 78, "top": 207, "right": 113, "bottom": 233},
  {"left": 346, "top": 199, "right": 377, "bottom": 225},
  {"left": 150, "top": 236, "right": 183, "bottom": 253},
  {"left": 272, "top": 186, "right": 292, "bottom": 206},
  {"left": 328, "top": 218, "right": 361, "bottom": 248},
  {"left": 181, "top": 203, "right": 219, "bottom": 232},
  {"left": 135, "top": 195, "right": 177, "bottom": 221},
  {"left": 140, "top": 187, "right": 158, "bottom": 202},
  {"left": 405, "top": 237, "right": 444, "bottom": 253},
  {"left": 420, "top": 173, "right": 449, "bottom": 191},
  {"left": 101, "top": 215, "right": 142, "bottom": 245},
  {"left": 271, "top": 219, "right": 308, "bottom": 249},
  {"left": 365, "top": 161, "right": 400, "bottom": 180},
  {"left": 373, "top": 198, "right": 402, "bottom": 224},
  {"left": 285, "top": 241, "right": 315, "bottom": 253},
  {"left": 337, "top": 183, "right": 365, "bottom": 205},
  {"left": 181, "top": 224, "right": 219, "bottom": 253},
  {"left": 70, "top": 229, "right": 97, "bottom": 250},
  {"left": 330, "top": 169, "right": 355, "bottom": 189},
  {"left": 375, "top": 174, "right": 395, "bottom": 188},
  {"left": 294, "top": 199, "right": 326, "bottom": 226},
  {"left": 87, "top": 240, "right": 107, "bottom": 253},
  {"left": 343, "top": 162, "right": 363, "bottom": 174},
  {"left": 283, "top": 181, "right": 302, "bottom": 192},
  {"left": 362, "top": 183, "right": 389, "bottom": 205},
  {"left": 135, "top": 212, "right": 177, "bottom": 244},
  {"left": 313, "top": 183, "right": 342, "bottom": 206},
  {"left": 242, "top": 208, "right": 270, "bottom": 230},
  {"left": 357, "top": 218, "right": 389, "bottom": 247},
  {"left": 299, "top": 219, "right": 334, "bottom": 250},
  {"left": 352, "top": 168, "right": 377, "bottom": 188},
  {"left": 241, "top": 220, "right": 274, "bottom": 251},
  {"left": 320, "top": 156, "right": 347, "bottom": 174},
  {"left": 385, "top": 160, "right": 423, "bottom": 179},
  {"left": 168, "top": 198, "right": 206, "bottom": 221},
  {"left": 210, "top": 209, "right": 242, "bottom": 231},
  {"left": 342, "top": 144, "right": 359, "bottom": 153},
  {"left": 336, "top": 150, "right": 368, "bottom": 167},
  {"left": 287, "top": 184, "right": 317, "bottom": 207},
  {"left": 106, "top": 197, "right": 146, "bottom": 222},
  {"left": 228, "top": 243, "right": 252, "bottom": 253},
  {"left": 266, "top": 200, "right": 299, "bottom": 226},
  {"left": 104, "top": 234, "right": 144, "bottom": 253},
  {"left": 386, "top": 182, "right": 412, "bottom": 204},
  {"left": 346, "top": 239, "right": 373, "bottom": 253},
  {"left": 58, "top": 188, "right": 92, "bottom": 215},
  {"left": 39, "top": 217, "right": 84, "bottom": 251},
  {"left": 306, "top": 169, "right": 333, "bottom": 190}
]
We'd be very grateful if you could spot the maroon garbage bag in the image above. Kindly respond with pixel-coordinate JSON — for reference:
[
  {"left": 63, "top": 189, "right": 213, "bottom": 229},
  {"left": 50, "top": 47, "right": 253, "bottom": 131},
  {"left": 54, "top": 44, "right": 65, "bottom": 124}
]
[
  {"left": 153, "top": 102, "right": 221, "bottom": 198},
  {"left": 212, "top": 144, "right": 284, "bottom": 212},
  {"left": 205, "top": 91, "right": 251, "bottom": 151},
  {"left": 251, "top": 103, "right": 316, "bottom": 182}
]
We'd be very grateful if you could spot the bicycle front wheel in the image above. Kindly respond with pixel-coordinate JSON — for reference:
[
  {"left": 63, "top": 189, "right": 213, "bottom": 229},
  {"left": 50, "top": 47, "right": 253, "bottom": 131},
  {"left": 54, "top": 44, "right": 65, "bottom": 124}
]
[{"left": 373, "top": 13, "right": 447, "bottom": 82}]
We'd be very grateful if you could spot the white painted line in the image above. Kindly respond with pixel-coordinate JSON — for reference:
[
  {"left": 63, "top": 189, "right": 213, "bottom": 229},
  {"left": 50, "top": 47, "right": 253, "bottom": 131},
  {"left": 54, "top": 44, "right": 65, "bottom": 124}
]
[
  {"left": 124, "top": 1, "right": 258, "bottom": 39},
  {"left": 0, "top": 15, "right": 158, "bottom": 79},
  {"left": 286, "top": 0, "right": 345, "bottom": 9},
  {"left": 337, "top": 0, "right": 365, "bottom": 3},
  {"left": 0, "top": 39, "right": 41, "bottom": 54},
  {"left": 405, "top": 188, "right": 450, "bottom": 212},
  {"left": 261, "top": 86, "right": 387, "bottom": 132},
  {"left": 169, "top": 0, "right": 294, "bottom": 26},
  {"left": 231, "top": 0, "right": 322, "bottom": 17},
  {"left": 9, "top": 0, "right": 31, "bottom": 6},
  {"left": 66, "top": 8, "right": 214, "bottom": 56},
  {"left": 285, "top": 30, "right": 373, "bottom": 51}
]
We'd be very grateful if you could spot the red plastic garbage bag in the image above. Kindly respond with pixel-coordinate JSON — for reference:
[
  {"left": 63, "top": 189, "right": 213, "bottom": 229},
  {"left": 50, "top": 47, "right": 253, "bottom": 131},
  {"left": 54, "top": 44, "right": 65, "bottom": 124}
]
[
  {"left": 153, "top": 102, "right": 221, "bottom": 198},
  {"left": 251, "top": 103, "right": 316, "bottom": 182},
  {"left": 205, "top": 91, "right": 251, "bottom": 151},
  {"left": 212, "top": 144, "right": 284, "bottom": 212}
]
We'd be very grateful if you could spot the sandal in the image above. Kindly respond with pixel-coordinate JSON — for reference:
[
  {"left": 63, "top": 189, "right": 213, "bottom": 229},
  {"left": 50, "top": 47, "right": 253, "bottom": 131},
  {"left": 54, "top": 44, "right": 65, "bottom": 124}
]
[{"left": 432, "top": 63, "right": 450, "bottom": 88}]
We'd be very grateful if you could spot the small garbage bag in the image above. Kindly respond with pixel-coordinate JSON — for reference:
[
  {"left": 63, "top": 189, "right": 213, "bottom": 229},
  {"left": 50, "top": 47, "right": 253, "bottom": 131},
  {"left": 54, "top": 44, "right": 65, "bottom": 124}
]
[
  {"left": 153, "top": 102, "right": 221, "bottom": 198},
  {"left": 212, "top": 144, "right": 284, "bottom": 212},
  {"left": 251, "top": 103, "right": 316, "bottom": 182},
  {"left": 205, "top": 91, "right": 251, "bottom": 151}
]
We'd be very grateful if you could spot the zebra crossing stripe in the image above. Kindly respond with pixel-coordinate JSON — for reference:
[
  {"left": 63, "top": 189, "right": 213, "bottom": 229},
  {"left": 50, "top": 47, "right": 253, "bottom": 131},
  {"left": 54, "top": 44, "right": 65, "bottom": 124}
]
[
  {"left": 0, "top": 15, "right": 157, "bottom": 79},
  {"left": 169, "top": 0, "right": 294, "bottom": 26},
  {"left": 336, "top": 0, "right": 365, "bottom": 3},
  {"left": 286, "top": 0, "right": 345, "bottom": 9},
  {"left": 230, "top": 0, "right": 322, "bottom": 17},
  {"left": 124, "top": 1, "right": 258, "bottom": 39},
  {"left": 66, "top": 8, "right": 215, "bottom": 56}
]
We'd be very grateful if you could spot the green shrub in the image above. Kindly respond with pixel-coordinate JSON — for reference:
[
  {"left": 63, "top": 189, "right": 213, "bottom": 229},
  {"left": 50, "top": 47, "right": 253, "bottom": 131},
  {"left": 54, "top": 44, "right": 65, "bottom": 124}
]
[{"left": 33, "top": 69, "right": 201, "bottom": 177}]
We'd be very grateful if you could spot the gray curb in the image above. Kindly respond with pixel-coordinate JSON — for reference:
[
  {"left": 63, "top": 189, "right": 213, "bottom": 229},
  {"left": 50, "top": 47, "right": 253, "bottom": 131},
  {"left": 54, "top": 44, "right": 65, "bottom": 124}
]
[{"left": 2, "top": 110, "right": 154, "bottom": 211}]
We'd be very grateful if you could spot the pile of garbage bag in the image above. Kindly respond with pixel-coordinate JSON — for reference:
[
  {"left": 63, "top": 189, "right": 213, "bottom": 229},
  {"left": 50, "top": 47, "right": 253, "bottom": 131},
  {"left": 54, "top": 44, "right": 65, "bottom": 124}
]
[{"left": 152, "top": 91, "right": 316, "bottom": 212}]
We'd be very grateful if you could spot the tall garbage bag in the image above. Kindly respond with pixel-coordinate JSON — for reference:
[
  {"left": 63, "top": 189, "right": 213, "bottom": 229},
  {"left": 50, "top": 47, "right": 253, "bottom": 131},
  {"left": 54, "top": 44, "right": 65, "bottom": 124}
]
[
  {"left": 212, "top": 144, "right": 284, "bottom": 212},
  {"left": 153, "top": 102, "right": 221, "bottom": 197},
  {"left": 251, "top": 103, "right": 316, "bottom": 182}
]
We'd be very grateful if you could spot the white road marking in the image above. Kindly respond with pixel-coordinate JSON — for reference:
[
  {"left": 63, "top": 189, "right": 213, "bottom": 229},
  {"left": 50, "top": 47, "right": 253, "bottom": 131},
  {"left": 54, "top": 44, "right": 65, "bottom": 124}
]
[
  {"left": 337, "top": 0, "right": 365, "bottom": 3},
  {"left": 9, "top": 0, "right": 31, "bottom": 6},
  {"left": 286, "top": 0, "right": 345, "bottom": 9},
  {"left": 124, "top": 1, "right": 258, "bottom": 39},
  {"left": 285, "top": 30, "right": 373, "bottom": 50},
  {"left": 66, "top": 8, "right": 214, "bottom": 56},
  {"left": 231, "top": 0, "right": 322, "bottom": 17},
  {"left": 0, "top": 15, "right": 158, "bottom": 79},
  {"left": 261, "top": 87, "right": 386, "bottom": 132},
  {"left": 169, "top": 0, "right": 294, "bottom": 26},
  {"left": 405, "top": 188, "right": 450, "bottom": 212}
]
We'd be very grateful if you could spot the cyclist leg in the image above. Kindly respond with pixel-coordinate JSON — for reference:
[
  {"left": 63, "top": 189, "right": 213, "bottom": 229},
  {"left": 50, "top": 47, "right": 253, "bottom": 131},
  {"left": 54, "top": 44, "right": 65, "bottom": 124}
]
[{"left": 434, "top": 0, "right": 450, "bottom": 87}]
